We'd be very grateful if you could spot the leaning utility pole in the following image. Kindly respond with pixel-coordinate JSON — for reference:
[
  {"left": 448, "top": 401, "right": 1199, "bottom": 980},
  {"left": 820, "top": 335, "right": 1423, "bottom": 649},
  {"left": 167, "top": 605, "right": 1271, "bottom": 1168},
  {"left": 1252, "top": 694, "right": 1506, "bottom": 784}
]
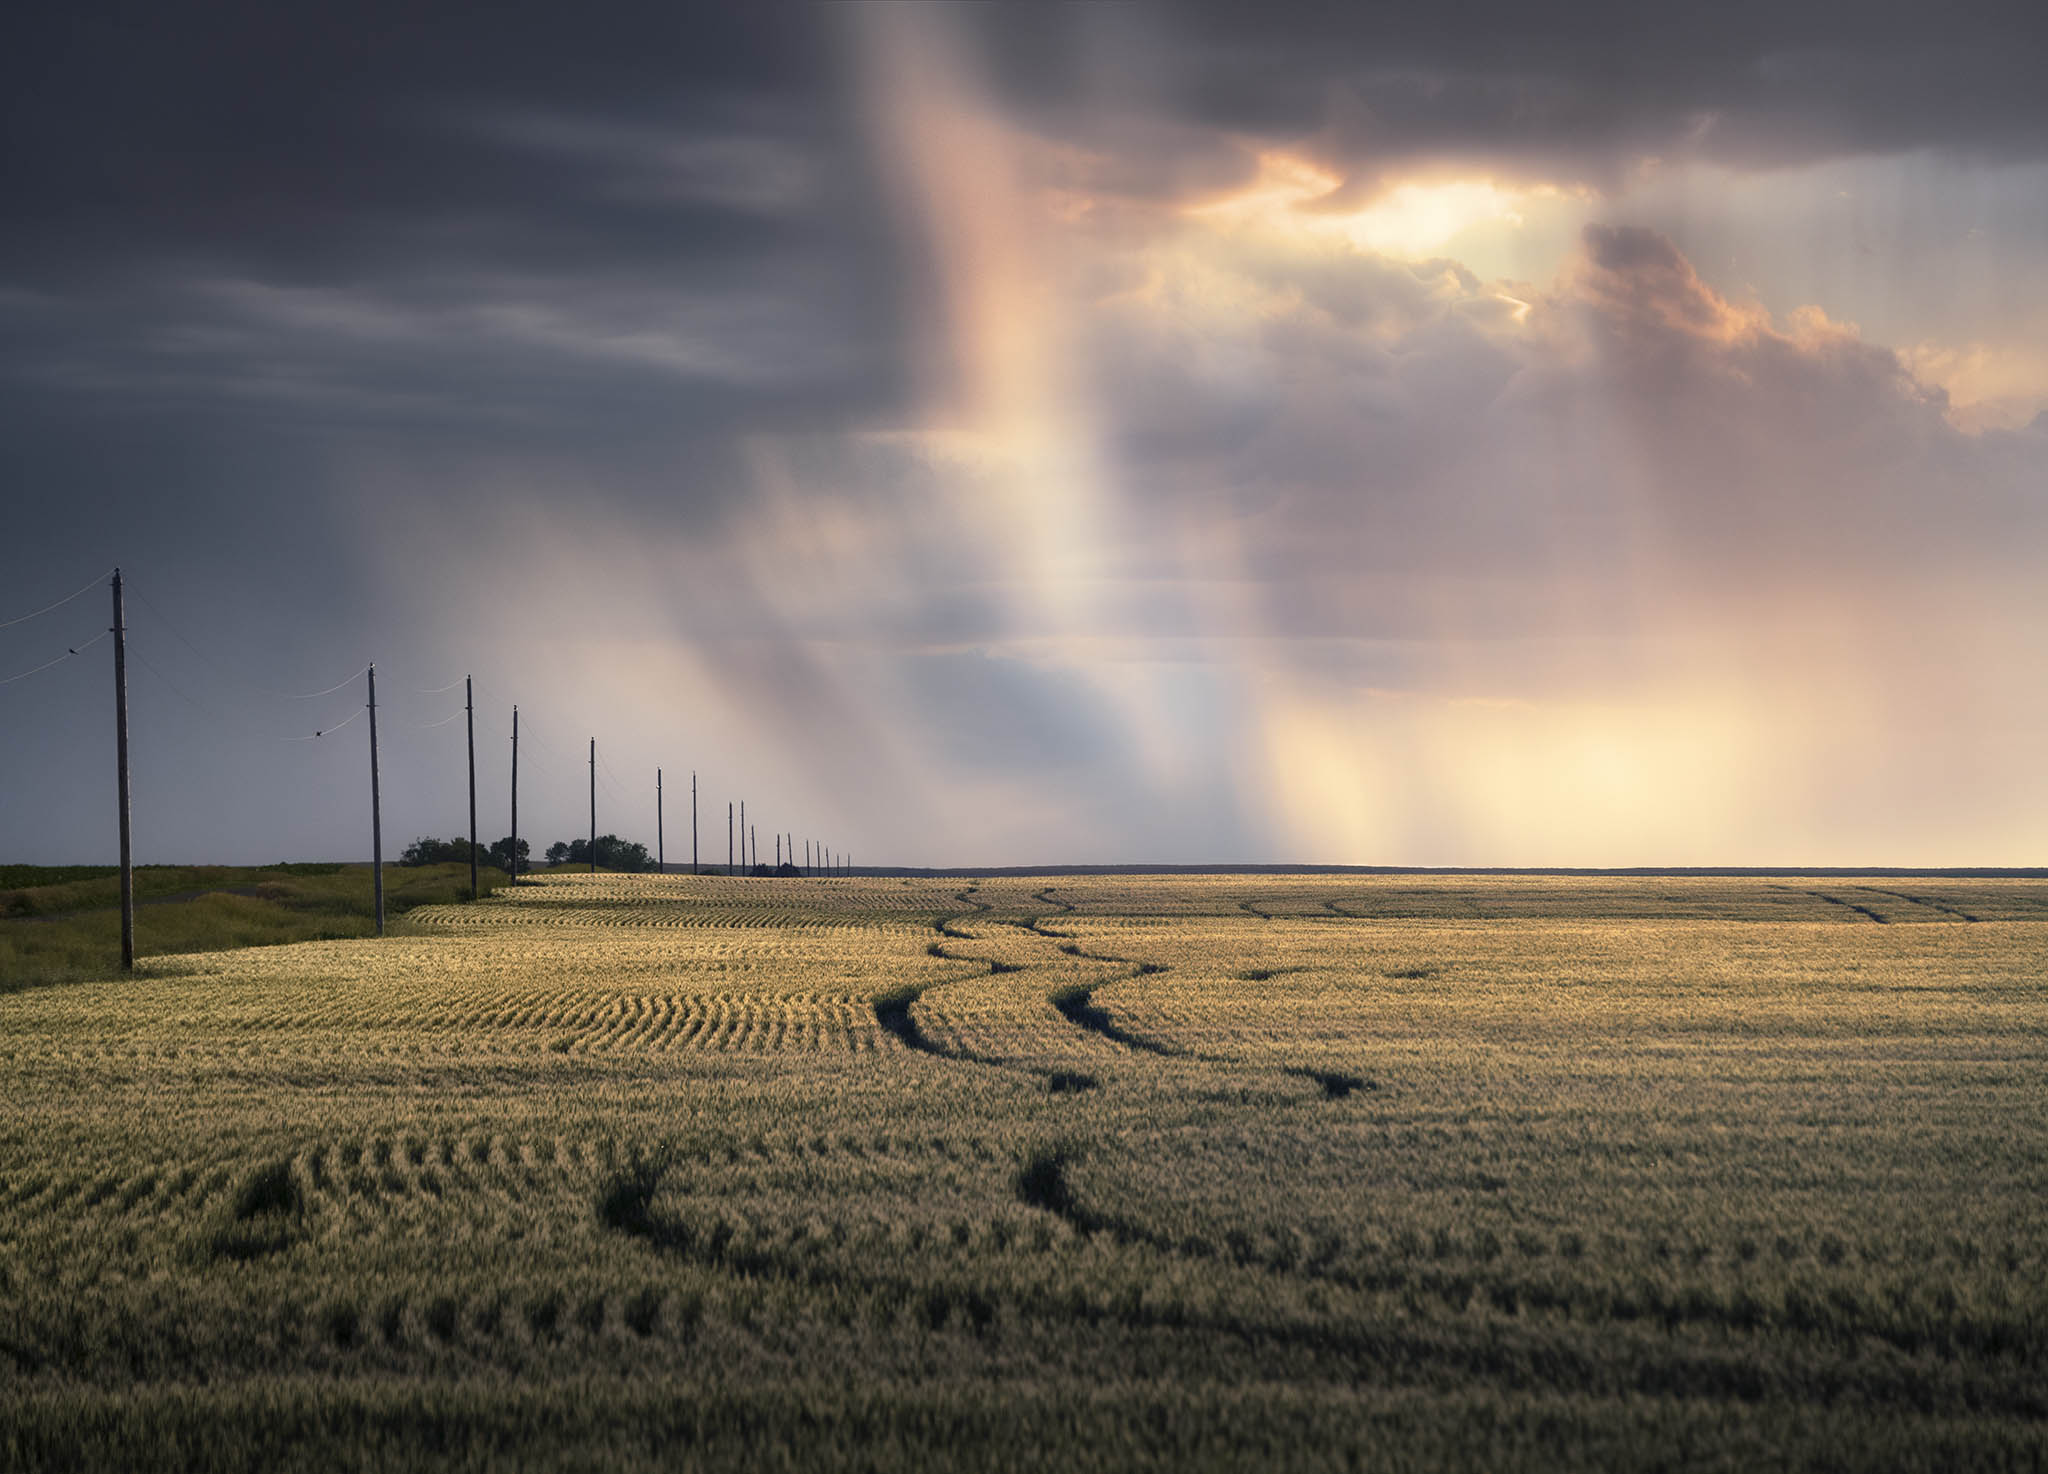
[
  {"left": 750, "top": 825, "right": 757, "bottom": 872},
  {"left": 111, "top": 569, "right": 133, "bottom": 971},
  {"left": 657, "top": 768, "right": 664, "bottom": 873},
  {"left": 691, "top": 772, "right": 698, "bottom": 875},
  {"left": 510, "top": 706, "right": 520, "bottom": 885},
  {"left": 465, "top": 676, "right": 478, "bottom": 900},
  {"left": 589, "top": 738, "right": 597, "bottom": 873},
  {"left": 368, "top": 664, "right": 384, "bottom": 936}
]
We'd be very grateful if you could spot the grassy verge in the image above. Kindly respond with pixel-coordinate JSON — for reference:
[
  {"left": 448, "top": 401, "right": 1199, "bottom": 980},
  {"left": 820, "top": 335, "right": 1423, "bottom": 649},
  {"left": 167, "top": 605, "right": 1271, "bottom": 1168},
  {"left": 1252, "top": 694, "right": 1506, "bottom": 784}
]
[{"left": 0, "top": 862, "right": 506, "bottom": 988}]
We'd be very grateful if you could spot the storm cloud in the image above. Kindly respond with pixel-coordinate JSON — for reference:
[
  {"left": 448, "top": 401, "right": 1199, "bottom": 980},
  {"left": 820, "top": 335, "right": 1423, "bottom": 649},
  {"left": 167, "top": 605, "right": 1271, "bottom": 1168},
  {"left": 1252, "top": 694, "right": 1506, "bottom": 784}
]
[{"left": 2, "top": 1, "right": 2043, "bottom": 865}]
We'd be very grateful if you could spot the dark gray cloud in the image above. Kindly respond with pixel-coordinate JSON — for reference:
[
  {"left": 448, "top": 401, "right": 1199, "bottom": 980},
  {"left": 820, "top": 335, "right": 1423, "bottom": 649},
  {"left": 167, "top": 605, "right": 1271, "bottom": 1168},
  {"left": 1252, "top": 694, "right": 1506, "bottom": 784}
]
[
  {"left": 2, "top": 2, "right": 2045, "bottom": 865},
  {"left": 1, "top": 4, "right": 837, "bottom": 270},
  {"left": 988, "top": 1, "right": 2048, "bottom": 194},
  {"left": 0, "top": 1, "right": 907, "bottom": 463}
]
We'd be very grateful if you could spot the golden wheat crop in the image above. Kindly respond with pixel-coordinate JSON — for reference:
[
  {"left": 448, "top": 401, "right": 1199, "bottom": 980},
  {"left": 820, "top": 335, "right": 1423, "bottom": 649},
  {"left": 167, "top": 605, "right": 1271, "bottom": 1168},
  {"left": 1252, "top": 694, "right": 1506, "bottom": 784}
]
[{"left": 2, "top": 869, "right": 2044, "bottom": 1470}]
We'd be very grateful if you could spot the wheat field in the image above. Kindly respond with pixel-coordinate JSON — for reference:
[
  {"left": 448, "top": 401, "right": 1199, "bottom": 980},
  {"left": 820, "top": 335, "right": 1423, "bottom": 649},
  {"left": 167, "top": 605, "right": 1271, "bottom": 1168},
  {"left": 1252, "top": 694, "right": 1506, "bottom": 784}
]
[{"left": 3, "top": 871, "right": 2045, "bottom": 1470}]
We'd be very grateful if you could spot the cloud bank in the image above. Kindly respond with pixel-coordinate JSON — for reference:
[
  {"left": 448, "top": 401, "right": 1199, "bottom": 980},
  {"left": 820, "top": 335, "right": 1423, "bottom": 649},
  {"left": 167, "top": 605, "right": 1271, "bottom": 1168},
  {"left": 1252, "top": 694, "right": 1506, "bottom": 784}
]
[{"left": 1, "top": 2, "right": 2043, "bottom": 864}]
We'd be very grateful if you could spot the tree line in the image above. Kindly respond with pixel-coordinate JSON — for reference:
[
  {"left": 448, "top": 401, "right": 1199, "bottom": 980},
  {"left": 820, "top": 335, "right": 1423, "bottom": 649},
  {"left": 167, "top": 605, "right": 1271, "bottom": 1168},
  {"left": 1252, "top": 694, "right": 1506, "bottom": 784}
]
[
  {"left": 399, "top": 833, "right": 811, "bottom": 877},
  {"left": 400, "top": 834, "right": 653, "bottom": 874}
]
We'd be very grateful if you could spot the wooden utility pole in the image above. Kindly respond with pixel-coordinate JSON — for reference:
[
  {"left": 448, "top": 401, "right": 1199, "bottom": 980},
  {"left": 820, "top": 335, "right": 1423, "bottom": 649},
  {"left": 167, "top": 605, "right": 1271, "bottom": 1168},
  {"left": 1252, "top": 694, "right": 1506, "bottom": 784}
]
[
  {"left": 657, "top": 768, "right": 664, "bottom": 873},
  {"left": 465, "top": 676, "right": 478, "bottom": 900},
  {"left": 510, "top": 706, "right": 520, "bottom": 886},
  {"left": 589, "top": 738, "right": 597, "bottom": 873},
  {"left": 691, "top": 772, "right": 698, "bottom": 874},
  {"left": 740, "top": 801, "right": 746, "bottom": 871},
  {"left": 368, "top": 664, "right": 384, "bottom": 936},
  {"left": 111, "top": 569, "right": 133, "bottom": 971},
  {"left": 750, "top": 825, "right": 757, "bottom": 872},
  {"left": 727, "top": 801, "right": 733, "bottom": 871},
  {"left": 775, "top": 833, "right": 781, "bottom": 868}
]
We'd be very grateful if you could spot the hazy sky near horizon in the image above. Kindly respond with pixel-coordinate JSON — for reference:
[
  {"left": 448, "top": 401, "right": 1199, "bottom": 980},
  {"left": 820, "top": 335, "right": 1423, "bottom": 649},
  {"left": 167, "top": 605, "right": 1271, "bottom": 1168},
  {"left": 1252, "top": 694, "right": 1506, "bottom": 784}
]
[{"left": 3, "top": 1, "right": 2045, "bottom": 867}]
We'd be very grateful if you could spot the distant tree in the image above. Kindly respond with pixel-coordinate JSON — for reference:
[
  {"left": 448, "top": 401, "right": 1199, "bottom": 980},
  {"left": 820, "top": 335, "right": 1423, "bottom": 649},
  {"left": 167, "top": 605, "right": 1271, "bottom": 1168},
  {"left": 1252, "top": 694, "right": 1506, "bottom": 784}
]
[
  {"left": 487, "top": 836, "right": 530, "bottom": 875},
  {"left": 608, "top": 838, "right": 654, "bottom": 872},
  {"left": 546, "top": 836, "right": 655, "bottom": 872},
  {"left": 400, "top": 836, "right": 478, "bottom": 867}
]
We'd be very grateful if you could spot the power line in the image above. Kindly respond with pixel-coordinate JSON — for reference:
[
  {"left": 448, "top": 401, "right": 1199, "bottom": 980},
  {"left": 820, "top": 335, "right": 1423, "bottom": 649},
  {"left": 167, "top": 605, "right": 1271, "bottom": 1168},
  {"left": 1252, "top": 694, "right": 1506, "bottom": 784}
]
[
  {"left": 416, "top": 677, "right": 466, "bottom": 695},
  {"left": 129, "top": 583, "right": 387, "bottom": 715},
  {"left": 0, "top": 568, "right": 113, "bottom": 630},
  {"left": 418, "top": 708, "right": 466, "bottom": 730},
  {"left": 125, "top": 583, "right": 247, "bottom": 697},
  {"left": 128, "top": 642, "right": 210, "bottom": 716},
  {"left": 514, "top": 713, "right": 563, "bottom": 755},
  {"left": 125, "top": 599, "right": 379, "bottom": 736},
  {"left": 280, "top": 705, "right": 365, "bottom": 741},
  {"left": 0, "top": 629, "right": 110, "bottom": 686},
  {"left": 286, "top": 663, "right": 374, "bottom": 701}
]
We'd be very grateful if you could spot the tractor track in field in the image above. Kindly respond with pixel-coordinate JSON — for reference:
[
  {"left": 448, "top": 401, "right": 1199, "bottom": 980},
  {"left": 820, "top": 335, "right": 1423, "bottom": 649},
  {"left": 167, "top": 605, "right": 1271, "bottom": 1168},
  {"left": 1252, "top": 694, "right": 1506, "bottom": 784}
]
[
  {"left": 1795, "top": 888, "right": 1890, "bottom": 924},
  {"left": 1769, "top": 883, "right": 1889, "bottom": 924},
  {"left": 876, "top": 887, "right": 1082, "bottom": 1084},
  {"left": 1048, "top": 982, "right": 1185, "bottom": 1057},
  {"left": 877, "top": 884, "right": 1371, "bottom": 1101},
  {"left": 1856, "top": 886, "right": 1979, "bottom": 922},
  {"left": 1028, "top": 900, "right": 1375, "bottom": 1093}
]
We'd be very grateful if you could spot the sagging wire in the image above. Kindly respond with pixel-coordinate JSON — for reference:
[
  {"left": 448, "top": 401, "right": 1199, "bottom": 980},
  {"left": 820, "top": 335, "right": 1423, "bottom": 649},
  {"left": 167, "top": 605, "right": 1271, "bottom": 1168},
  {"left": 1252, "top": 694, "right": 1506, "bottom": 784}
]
[
  {"left": 129, "top": 642, "right": 210, "bottom": 715},
  {"left": 126, "top": 585, "right": 246, "bottom": 697},
  {"left": 594, "top": 743, "right": 633, "bottom": 799},
  {"left": 130, "top": 584, "right": 378, "bottom": 718},
  {"left": 0, "top": 629, "right": 111, "bottom": 686},
  {"left": 280, "top": 705, "right": 366, "bottom": 742},
  {"left": 286, "top": 663, "right": 373, "bottom": 701},
  {"left": 0, "top": 568, "right": 113, "bottom": 630}
]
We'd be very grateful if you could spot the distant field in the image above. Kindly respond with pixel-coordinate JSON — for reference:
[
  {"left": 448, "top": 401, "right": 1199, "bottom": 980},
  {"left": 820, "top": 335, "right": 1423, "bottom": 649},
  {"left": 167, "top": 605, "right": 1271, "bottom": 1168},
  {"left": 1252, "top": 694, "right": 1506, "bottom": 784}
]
[
  {"left": 2, "top": 872, "right": 2044, "bottom": 1470},
  {"left": 0, "top": 862, "right": 506, "bottom": 988}
]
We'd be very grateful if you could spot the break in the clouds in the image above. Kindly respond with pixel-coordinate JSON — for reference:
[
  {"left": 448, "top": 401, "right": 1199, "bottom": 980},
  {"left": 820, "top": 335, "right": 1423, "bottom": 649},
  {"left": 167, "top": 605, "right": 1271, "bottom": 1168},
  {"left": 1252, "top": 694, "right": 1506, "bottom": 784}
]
[{"left": 1, "top": 1, "right": 2044, "bottom": 866}]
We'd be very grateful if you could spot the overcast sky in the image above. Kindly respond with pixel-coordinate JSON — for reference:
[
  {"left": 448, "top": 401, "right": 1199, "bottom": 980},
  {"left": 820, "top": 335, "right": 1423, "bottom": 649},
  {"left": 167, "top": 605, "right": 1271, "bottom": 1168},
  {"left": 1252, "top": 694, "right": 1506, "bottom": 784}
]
[{"left": 3, "top": 1, "right": 2045, "bottom": 867}]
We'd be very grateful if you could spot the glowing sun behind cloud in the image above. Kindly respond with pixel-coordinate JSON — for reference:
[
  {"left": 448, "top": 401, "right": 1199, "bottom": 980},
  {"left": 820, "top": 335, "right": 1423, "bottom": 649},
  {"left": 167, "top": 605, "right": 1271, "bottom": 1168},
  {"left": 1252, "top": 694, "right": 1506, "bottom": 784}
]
[
  {"left": 1187, "top": 150, "right": 1576, "bottom": 261},
  {"left": 650, "top": 5, "right": 2048, "bottom": 867}
]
